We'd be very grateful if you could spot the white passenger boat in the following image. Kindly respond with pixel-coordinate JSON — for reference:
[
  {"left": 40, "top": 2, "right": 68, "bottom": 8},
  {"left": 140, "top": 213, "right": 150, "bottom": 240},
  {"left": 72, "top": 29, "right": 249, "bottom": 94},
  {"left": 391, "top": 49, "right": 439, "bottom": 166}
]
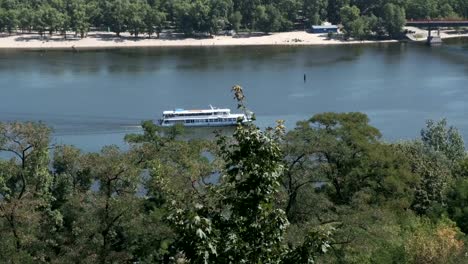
[{"left": 158, "top": 106, "right": 251, "bottom": 127}]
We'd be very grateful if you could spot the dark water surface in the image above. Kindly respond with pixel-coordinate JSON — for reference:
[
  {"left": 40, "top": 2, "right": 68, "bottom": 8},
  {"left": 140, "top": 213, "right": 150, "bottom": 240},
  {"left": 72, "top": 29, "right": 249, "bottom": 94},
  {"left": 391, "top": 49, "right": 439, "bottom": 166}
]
[{"left": 0, "top": 39, "right": 467, "bottom": 152}]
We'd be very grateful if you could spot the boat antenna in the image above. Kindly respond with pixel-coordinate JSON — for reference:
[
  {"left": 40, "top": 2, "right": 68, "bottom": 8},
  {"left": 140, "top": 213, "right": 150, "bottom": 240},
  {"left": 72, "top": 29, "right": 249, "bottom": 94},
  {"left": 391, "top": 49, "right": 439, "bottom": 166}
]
[{"left": 209, "top": 104, "right": 214, "bottom": 110}]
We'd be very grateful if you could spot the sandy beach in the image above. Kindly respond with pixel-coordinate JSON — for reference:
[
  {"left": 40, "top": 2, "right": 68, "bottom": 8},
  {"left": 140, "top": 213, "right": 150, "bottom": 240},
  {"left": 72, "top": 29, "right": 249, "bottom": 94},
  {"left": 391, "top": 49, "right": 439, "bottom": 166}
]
[
  {"left": 0, "top": 31, "right": 399, "bottom": 50},
  {"left": 0, "top": 29, "right": 465, "bottom": 50}
]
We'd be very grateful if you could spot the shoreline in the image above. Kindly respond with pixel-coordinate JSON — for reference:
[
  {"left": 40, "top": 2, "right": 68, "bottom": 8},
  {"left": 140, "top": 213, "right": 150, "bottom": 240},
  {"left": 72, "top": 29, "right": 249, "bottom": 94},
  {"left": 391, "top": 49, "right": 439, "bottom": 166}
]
[
  {"left": 0, "top": 30, "right": 465, "bottom": 50},
  {"left": 0, "top": 31, "right": 398, "bottom": 50},
  {"left": 0, "top": 42, "right": 399, "bottom": 51}
]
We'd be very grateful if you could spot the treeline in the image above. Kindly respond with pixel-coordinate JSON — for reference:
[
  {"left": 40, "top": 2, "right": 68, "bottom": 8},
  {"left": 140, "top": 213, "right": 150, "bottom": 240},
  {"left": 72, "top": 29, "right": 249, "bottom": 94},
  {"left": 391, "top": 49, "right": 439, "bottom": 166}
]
[
  {"left": 1, "top": 87, "right": 468, "bottom": 263},
  {"left": 0, "top": 0, "right": 466, "bottom": 39}
]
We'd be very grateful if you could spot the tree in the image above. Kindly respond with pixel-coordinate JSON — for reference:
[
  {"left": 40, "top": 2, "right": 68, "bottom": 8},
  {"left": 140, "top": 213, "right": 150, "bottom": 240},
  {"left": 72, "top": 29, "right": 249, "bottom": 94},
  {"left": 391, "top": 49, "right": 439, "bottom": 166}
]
[
  {"left": 58, "top": 11, "right": 70, "bottom": 38},
  {"left": 276, "top": 0, "right": 301, "bottom": 29},
  {"left": 33, "top": 5, "right": 48, "bottom": 37},
  {"left": 3, "top": 9, "right": 18, "bottom": 34},
  {"left": 362, "top": 14, "right": 381, "bottom": 36},
  {"left": 145, "top": 7, "right": 166, "bottom": 38},
  {"left": 439, "top": 3, "right": 458, "bottom": 19},
  {"left": 397, "top": 141, "right": 452, "bottom": 216},
  {"left": 173, "top": 0, "right": 196, "bottom": 36},
  {"left": 64, "top": 145, "right": 145, "bottom": 263},
  {"left": 125, "top": 119, "right": 215, "bottom": 262},
  {"left": 404, "top": 217, "right": 464, "bottom": 264},
  {"left": 303, "top": 0, "right": 328, "bottom": 26},
  {"left": 340, "top": 5, "right": 362, "bottom": 38},
  {"left": 454, "top": 155, "right": 468, "bottom": 178},
  {"left": 406, "top": 0, "right": 438, "bottom": 19},
  {"left": 447, "top": 178, "right": 468, "bottom": 234},
  {"left": 304, "top": 112, "right": 383, "bottom": 204},
  {"left": 69, "top": 0, "right": 92, "bottom": 38},
  {"left": 381, "top": 3, "right": 405, "bottom": 38},
  {"left": 451, "top": 0, "right": 468, "bottom": 18},
  {"left": 229, "top": 10, "right": 242, "bottom": 33},
  {"left": 254, "top": 5, "right": 282, "bottom": 33},
  {"left": 421, "top": 118, "right": 465, "bottom": 165},
  {"left": 279, "top": 112, "right": 419, "bottom": 263},
  {"left": 348, "top": 16, "right": 368, "bottom": 40},
  {"left": 0, "top": 9, "right": 6, "bottom": 33},
  {"left": 327, "top": 0, "right": 349, "bottom": 24},
  {"left": 174, "top": 0, "right": 232, "bottom": 36},
  {"left": 235, "top": 0, "right": 261, "bottom": 30},
  {"left": 207, "top": 0, "right": 232, "bottom": 35},
  {"left": 0, "top": 122, "right": 53, "bottom": 260},
  {"left": 38, "top": 4, "right": 65, "bottom": 36},
  {"left": 191, "top": 0, "right": 211, "bottom": 34},
  {"left": 52, "top": 145, "right": 92, "bottom": 194},
  {"left": 126, "top": 0, "right": 149, "bottom": 38},
  {"left": 283, "top": 112, "right": 417, "bottom": 216},
  {"left": 104, "top": 0, "right": 130, "bottom": 37},
  {"left": 340, "top": 5, "right": 360, "bottom": 25},
  {"left": 351, "top": 0, "right": 386, "bottom": 15},
  {"left": 17, "top": 7, "right": 34, "bottom": 33}
]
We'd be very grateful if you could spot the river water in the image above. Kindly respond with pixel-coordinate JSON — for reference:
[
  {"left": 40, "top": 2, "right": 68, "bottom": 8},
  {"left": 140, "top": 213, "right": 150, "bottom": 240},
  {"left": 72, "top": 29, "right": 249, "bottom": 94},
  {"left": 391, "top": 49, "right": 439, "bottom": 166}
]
[{"left": 0, "top": 38, "right": 467, "bottom": 152}]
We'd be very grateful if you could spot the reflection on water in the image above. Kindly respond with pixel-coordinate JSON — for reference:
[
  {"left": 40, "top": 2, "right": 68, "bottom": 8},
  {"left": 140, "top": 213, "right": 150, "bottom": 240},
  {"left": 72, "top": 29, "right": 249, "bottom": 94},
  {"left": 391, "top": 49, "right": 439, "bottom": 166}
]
[{"left": 0, "top": 40, "right": 467, "bottom": 152}]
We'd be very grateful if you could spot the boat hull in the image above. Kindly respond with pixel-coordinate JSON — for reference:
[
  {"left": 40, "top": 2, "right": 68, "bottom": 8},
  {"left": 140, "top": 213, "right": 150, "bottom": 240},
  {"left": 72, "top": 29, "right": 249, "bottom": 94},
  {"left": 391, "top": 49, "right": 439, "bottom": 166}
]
[{"left": 157, "top": 120, "right": 244, "bottom": 127}]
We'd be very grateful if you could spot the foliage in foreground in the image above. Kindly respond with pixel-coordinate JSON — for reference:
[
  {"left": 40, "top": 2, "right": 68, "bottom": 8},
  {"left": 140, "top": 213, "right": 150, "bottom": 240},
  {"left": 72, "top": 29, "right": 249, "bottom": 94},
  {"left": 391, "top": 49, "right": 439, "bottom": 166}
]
[{"left": 0, "top": 87, "right": 468, "bottom": 263}]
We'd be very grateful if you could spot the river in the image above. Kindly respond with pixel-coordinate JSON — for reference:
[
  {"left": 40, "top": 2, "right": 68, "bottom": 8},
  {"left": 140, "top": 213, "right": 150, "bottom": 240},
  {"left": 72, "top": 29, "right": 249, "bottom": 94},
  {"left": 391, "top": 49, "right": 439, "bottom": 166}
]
[{"left": 0, "top": 38, "right": 467, "bottom": 152}]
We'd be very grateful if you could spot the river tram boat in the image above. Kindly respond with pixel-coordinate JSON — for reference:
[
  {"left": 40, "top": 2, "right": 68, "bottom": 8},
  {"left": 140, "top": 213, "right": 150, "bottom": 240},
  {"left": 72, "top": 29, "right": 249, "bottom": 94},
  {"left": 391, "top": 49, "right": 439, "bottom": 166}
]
[{"left": 158, "top": 106, "right": 251, "bottom": 127}]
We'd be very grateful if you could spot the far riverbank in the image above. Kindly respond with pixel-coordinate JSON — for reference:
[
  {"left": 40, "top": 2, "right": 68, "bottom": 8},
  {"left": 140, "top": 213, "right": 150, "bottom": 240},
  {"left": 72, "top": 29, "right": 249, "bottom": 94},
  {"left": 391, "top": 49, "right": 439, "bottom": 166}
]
[
  {"left": 1, "top": 29, "right": 466, "bottom": 50},
  {"left": 0, "top": 31, "right": 400, "bottom": 50}
]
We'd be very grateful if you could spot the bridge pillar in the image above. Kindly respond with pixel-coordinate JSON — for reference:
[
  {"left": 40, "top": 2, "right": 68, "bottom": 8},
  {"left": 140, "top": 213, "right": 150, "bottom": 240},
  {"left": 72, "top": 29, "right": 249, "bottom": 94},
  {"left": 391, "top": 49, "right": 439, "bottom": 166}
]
[
  {"left": 427, "top": 26, "right": 442, "bottom": 45},
  {"left": 406, "top": 20, "right": 468, "bottom": 44}
]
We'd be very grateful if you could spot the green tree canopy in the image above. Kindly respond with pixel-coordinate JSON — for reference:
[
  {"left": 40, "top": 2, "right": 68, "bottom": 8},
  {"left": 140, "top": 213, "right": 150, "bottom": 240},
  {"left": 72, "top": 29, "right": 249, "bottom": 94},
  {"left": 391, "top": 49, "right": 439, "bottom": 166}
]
[
  {"left": 381, "top": 3, "right": 406, "bottom": 38},
  {"left": 421, "top": 118, "right": 465, "bottom": 165}
]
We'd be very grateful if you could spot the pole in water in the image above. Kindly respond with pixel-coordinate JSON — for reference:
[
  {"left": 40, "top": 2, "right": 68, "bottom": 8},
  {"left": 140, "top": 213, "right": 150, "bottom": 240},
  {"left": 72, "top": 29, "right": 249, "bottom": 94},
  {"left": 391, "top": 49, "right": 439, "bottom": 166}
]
[{"left": 304, "top": 74, "right": 306, "bottom": 83}]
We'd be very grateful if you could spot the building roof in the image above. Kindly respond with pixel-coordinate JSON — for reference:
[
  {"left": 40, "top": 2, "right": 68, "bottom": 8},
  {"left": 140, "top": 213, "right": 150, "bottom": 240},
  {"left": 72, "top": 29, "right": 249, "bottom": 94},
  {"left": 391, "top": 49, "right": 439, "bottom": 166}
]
[{"left": 311, "top": 25, "right": 338, "bottom": 29}]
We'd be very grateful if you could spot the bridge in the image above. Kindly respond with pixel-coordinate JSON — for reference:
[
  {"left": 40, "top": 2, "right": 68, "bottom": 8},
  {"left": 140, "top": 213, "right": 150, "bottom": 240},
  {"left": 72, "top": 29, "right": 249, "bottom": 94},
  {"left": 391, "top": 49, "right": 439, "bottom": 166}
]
[
  {"left": 406, "top": 20, "right": 468, "bottom": 28},
  {"left": 405, "top": 20, "right": 468, "bottom": 45}
]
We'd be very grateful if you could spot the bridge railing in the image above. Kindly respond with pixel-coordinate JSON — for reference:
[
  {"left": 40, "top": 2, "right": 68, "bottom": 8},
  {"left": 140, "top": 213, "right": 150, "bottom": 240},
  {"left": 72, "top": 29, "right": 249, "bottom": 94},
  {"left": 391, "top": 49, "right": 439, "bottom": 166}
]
[
  {"left": 405, "top": 20, "right": 468, "bottom": 27},
  {"left": 407, "top": 19, "right": 468, "bottom": 22}
]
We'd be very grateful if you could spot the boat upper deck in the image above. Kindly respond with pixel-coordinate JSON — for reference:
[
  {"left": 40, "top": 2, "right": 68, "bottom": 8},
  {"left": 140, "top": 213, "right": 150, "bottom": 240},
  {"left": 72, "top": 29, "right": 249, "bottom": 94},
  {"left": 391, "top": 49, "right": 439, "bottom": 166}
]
[{"left": 163, "top": 108, "right": 231, "bottom": 117}]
